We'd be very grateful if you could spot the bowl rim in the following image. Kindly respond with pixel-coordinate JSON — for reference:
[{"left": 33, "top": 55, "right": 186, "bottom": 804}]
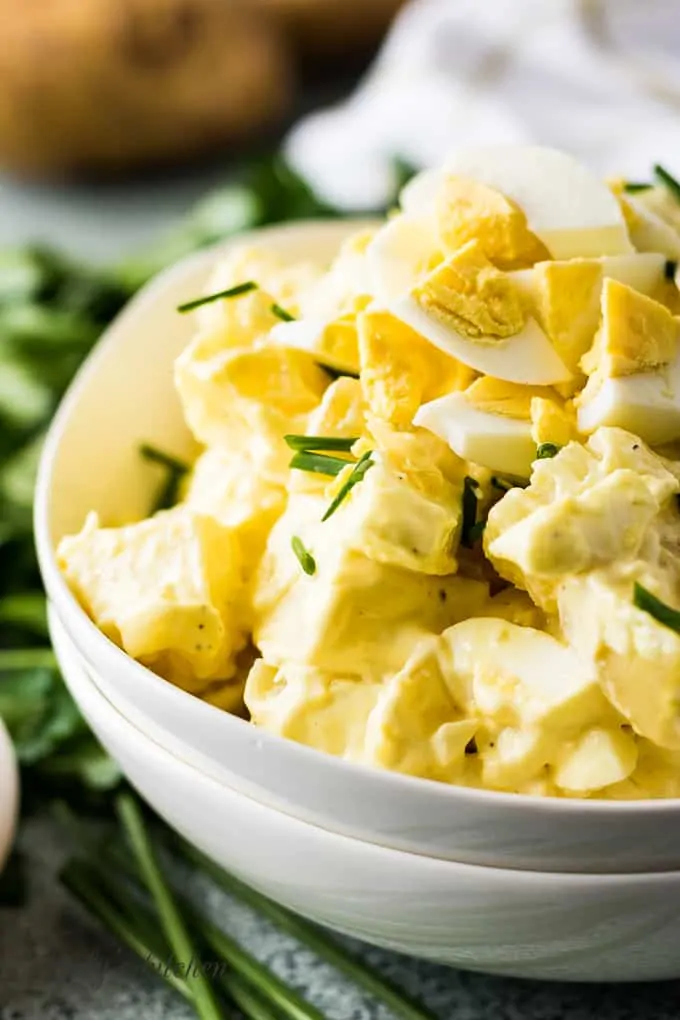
[
  {"left": 58, "top": 603, "right": 680, "bottom": 887},
  {"left": 34, "top": 218, "right": 680, "bottom": 818}
]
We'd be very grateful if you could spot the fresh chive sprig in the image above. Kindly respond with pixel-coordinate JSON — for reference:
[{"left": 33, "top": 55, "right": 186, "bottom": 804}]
[
  {"left": 284, "top": 434, "right": 358, "bottom": 453},
  {"left": 289, "top": 451, "right": 348, "bottom": 477},
  {"left": 291, "top": 536, "right": 316, "bottom": 576},
  {"left": 321, "top": 451, "right": 374, "bottom": 522},
  {"left": 271, "top": 303, "right": 296, "bottom": 322},
  {"left": 116, "top": 794, "right": 224, "bottom": 1020},
  {"left": 177, "top": 281, "right": 258, "bottom": 313},
  {"left": 653, "top": 164, "right": 680, "bottom": 202},
  {"left": 460, "top": 476, "right": 480, "bottom": 548},
  {"left": 140, "top": 443, "right": 190, "bottom": 512},
  {"left": 171, "top": 838, "right": 438, "bottom": 1020},
  {"left": 536, "top": 442, "right": 560, "bottom": 460},
  {"left": 633, "top": 582, "right": 680, "bottom": 634}
]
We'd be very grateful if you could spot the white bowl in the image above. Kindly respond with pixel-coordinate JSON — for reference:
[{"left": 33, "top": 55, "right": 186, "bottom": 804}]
[
  {"left": 50, "top": 606, "right": 680, "bottom": 984},
  {"left": 35, "top": 220, "right": 680, "bottom": 875}
]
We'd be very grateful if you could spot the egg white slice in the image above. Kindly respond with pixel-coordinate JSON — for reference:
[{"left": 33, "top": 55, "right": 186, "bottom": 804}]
[
  {"left": 367, "top": 216, "right": 572, "bottom": 386},
  {"left": 577, "top": 355, "right": 680, "bottom": 446},
  {"left": 414, "top": 391, "right": 536, "bottom": 477},
  {"left": 401, "top": 146, "right": 632, "bottom": 260},
  {"left": 624, "top": 195, "right": 680, "bottom": 261}
]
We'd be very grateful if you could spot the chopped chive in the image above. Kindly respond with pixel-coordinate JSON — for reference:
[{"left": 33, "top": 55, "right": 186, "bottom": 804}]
[
  {"left": 139, "top": 443, "right": 189, "bottom": 475},
  {"left": 270, "top": 302, "right": 296, "bottom": 322},
  {"left": 284, "top": 434, "right": 358, "bottom": 453},
  {"left": 536, "top": 442, "right": 560, "bottom": 459},
  {"left": 140, "top": 443, "right": 190, "bottom": 512},
  {"left": 460, "top": 476, "right": 479, "bottom": 548},
  {"left": 491, "top": 476, "right": 515, "bottom": 492},
  {"left": 468, "top": 520, "right": 486, "bottom": 543},
  {"left": 116, "top": 794, "right": 224, "bottom": 1020},
  {"left": 289, "top": 451, "right": 348, "bottom": 476},
  {"left": 633, "top": 582, "right": 680, "bottom": 634},
  {"left": 177, "top": 281, "right": 257, "bottom": 313},
  {"left": 321, "top": 451, "right": 374, "bottom": 522},
  {"left": 317, "top": 363, "right": 360, "bottom": 381},
  {"left": 665, "top": 259, "right": 678, "bottom": 281},
  {"left": 623, "top": 181, "right": 652, "bottom": 193},
  {"left": 653, "top": 164, "right": 680, "bottom": 203},
  {"left": 291, "top": 536, "right": 316, "bottom": 576}
]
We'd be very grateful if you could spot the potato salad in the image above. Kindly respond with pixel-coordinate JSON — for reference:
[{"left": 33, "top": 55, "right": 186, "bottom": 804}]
[{"left": 59, "top": 145, "right": 680, "bottom": 799}]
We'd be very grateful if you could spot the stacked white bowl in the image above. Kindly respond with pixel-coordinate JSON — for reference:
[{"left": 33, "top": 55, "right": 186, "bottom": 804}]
[{"left": 35, "top": 224, "right": 680, "bottom": 984}]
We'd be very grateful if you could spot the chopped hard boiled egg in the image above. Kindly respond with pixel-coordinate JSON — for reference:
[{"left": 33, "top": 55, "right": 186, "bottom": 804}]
[
  {"left": 253, "top": 490, "right": 487, "bottom": 676},
  {"left": 511, "top": 253, "right": 669, "bottom": 375},
  {"left": 175, "top": 339, "right": 329, "bottom": 477},
  {"left": 270, "top": 316, "right": 360, "bottom": 375},
  {"left": 245, "top": 660, "right": 381, "bottom": 762},
  {"left": 58, "top": 509, "right": 246, "bottom": 693},
  {"left": 414, "top": 379, "right": 571, "bottom": 477},
  {"left": 485, "top": 428, "right": 679, "bottom": 610},
  {"left": 183, "top": 445, "right": 287, "bottom": 575},
  {"left": 367, "top": 215, "right": 573, "bottom": 385},
  {"left": 358, "top": 307, "right": 472, "bottom": 428},
  {"left": 617, "top": 192, "right": 680, "bottom": 261},
  {"left": 577, "top": 280, "right": 680, "bottom": 445},
  {"left": 415, "top": 390, "right": 536, "bottom": 477},
  {"left": 403, "top": 145, "right": 633, "bottom": 260},
  {"left": 559, "top": 572, "right": 680, "bottom": 750},
  {"left": 554, "top": 727, "right": 638, "bottom": 793}
]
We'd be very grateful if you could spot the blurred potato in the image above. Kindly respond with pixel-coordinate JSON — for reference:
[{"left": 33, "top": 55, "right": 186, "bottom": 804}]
[
  {"left": 0, "top": 0, "right": 295, "bottom": 178},
  {"left": 253, "top": 0, "right": 406, "bottom": 54}
]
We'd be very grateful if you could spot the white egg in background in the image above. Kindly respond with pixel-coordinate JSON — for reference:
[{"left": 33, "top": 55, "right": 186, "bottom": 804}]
[{"left": 0, "top": 718, "right": 19, "bottom": 874}]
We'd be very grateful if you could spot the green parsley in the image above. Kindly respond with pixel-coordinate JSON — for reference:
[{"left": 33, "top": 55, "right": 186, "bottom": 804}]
[
  {"left": 665, "top": 259, "right": 678, "bottom": 281},
  {"left": 536, "top": 442, "right": 560, "bottom": 459},
  {"left": 284, "top": 434, "right": 358, "bottom": 453},
  {"left": 633, "top": 582, "right": 680, "bottom": 634},
  {"left": 653, "top": 164, "right": 680, "bottom": 202},
  {"left": 322, "top": 451, "right": 374, "bottom": 522},
  {"left": 622, "top": 181, "right": 652, "bottom": 193},
  {"left": 289, "top": 451, "right": 348, "bottom": 476},
  {"left": 177, "top": 280, "right": 257, "bottom": 313},
  {"left": 291, "top": 536, "right": 316, "bottom": 576},
  {"left": 460, "top": 476, "right": 480, "bottom": 548},
  {"left": 270, "top": 302, "right": 296, "bottom": 322}
]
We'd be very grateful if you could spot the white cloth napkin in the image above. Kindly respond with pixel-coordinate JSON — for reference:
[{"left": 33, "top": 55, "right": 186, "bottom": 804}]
[{"left": 285, "top": 0, "right": 680, "bottom": 209}]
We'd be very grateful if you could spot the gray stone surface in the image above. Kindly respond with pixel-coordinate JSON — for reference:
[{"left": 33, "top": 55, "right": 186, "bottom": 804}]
[{"left": 1, "top": 816, "right": 680, "bottom": 1020}]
